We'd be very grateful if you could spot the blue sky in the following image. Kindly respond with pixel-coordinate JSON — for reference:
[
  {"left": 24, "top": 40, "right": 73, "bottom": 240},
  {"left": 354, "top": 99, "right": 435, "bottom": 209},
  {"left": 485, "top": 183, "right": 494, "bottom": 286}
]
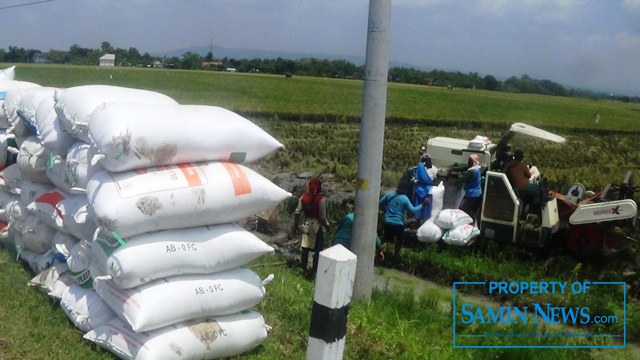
[{"left": 1, "top": 0, "right": 639, "bottom": 96}]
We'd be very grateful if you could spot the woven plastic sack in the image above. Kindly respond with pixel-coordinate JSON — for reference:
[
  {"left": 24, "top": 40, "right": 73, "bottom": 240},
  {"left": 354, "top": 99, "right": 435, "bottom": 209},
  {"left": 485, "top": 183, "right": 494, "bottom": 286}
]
[
  {"left": 416, "top": 219, "right": 444, "bottom": 244},
  {"left": 66, "top": 142, "right": 103, "bottom": 190},
  {"left": 54, "top": 85, "right": 178, "bottom": 142},
  {"left": 60, "top": 284, "right": 117, "bottom": 333},
  {"left": 57, "top": 195, "right": 97, "bottom": 241},
  {"left": 0, "top": 164, "right": 22, "bottom": 192},
  {"left": 66, "top": 239, "right": 93, "bottom": 288},
  {"left": 428, "top": 182, "right": 445, "bottom": 221},
  {"left": 25, "top": 189, "right": 69, "bottom": 231},
  {"left": 52, "top": 231, "right": 79, "bottom": 261},
  {"left": 0, "top": 66, "right": 15, "bottom": 81},
  {"left": 16, "top": 87, "right": 57, "bottom": 136},
  {"left": 84, "top": 311, "right": 268, "bottom": 360},
  {"left": 433, "top": 208, "right": 473, "bottom": 229},
  {"left": 0, "top": 81, "right": 41, "bottom": 129},
  {"left": 18, "top": 179, "right": 54, "bottom": 206},
  {"left": 45, "top": 155, "right": 73, "bottom": 193},
  {"left": 92, "top": 223, "right": 274, "bottom": 289},
  {"left": 28, "top": 262, "right": 74, "bottom": 300},
  {"left": 87, "top": 161, "right": 291, "bottom": 238},
  {"left": 442, "top": 224, "right": 480, "bottom": 246},
  {"left": 18, "top": 248, "right": 56, "bottom": 273},
  {"left": 89, "top": 102, "right": 284, "bottom": 172},
  {"left": 0, "top": 190, "right": 17, "bottom": 221},
  {"left": 36, "top": 95, "right": 76, "bottom": 156},
  {"left": 17, "top": 136, "right": 51, "bottom": 183},
  {"left": 94, "top": 267, "right": 272, "bottom": 332},
  {"left": 16, "top": 214, "right": 56, "bottom": 254},
  {"left": 0, "top": 133, "right": 18, "bottom": 172}
]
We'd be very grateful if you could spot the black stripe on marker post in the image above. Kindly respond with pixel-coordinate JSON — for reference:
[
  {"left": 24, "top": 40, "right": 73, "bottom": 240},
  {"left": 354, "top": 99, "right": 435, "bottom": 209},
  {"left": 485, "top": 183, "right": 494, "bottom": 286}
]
[{"left": 309, "top": 301, "right": 350, "bottom": 343}]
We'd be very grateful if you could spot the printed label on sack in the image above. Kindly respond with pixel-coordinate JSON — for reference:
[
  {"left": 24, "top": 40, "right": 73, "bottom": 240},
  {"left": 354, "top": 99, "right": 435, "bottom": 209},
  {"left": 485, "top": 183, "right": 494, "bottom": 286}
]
[
  {"left": 222, "top": 162, "right": 252, "bottom": 196},
  {"left": 115, "top": 163, "right": 208, "bottom": 198}
]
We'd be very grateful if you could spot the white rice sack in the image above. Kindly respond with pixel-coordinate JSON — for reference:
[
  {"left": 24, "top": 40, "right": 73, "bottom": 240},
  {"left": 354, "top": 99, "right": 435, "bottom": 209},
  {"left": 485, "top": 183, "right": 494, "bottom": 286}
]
[
  {"left": 4, "top": 199, "right": 24, "bottom": 224},
  {"left": 54, "top": 85, "right": 178, "bottom": 142},
  {"left": 18, "top": 248, "right": 56, "bottom": 273},
  {"left": 428, "top": 182, "right": 445, "bottom": 221},
  {"left": 416, "top": 219, "right": 444, "bottom": 244},
  {"left": 442, "top": 224, "right": 481, "bottom": 246},
  {"left": 87, "top": 161, "right": 291, "bottom": 238},
  {"left": 0, "top": 191, "right": 18, "bottom": 221},
  {"left": 25, "top": 189, "right": 69, "bottom": 231},
  {"left": 0, "top": 164, "right": 22, "bottom": 193},
  {"left": 66, "top": 239, "right": 93, "bottom": 288},
  {"left": 52, "top": 231, "right": 79, "bottom": 261},
  {"left": 36, "top": 95, "right": 75, "bottom": 156},
  {"left": 58, "top": 195, "right": 96, "bottom": 241},
  {"left": 65, "top": 142, "right": 103, "bottom": 189},
  {"left": 17, "top": 136, "right": 51, "bottom": 183},
  {"left": 93, "top": 223, "right": 274, "bottom": 289},
  {"left": 0, "top": 81, "right": 41, "bottom": 129},
  {"left": 433, "top": 208, "right": 473, "bottom": 230},
  {"left": 18, "top": 179, "right": 55, "bottom": 206},
  {"left": 45, "top": 155, "right": 73, "bottom": 193},
  {"left": 84, "top": 311, "right": 268, "bottom": 360},
  {"left": 89, "top": 102, "right": 284, "bottom": 172},
  {"left": 0, "top": 66, "right": 15, "bottom": 81},
  {"left": 16, "top": 87, "right": 57, "bottom": 136},
  {"left": 94, "top": 267, "right": 272, "bottom": 332},
  {"left": 7, "top": 216, "right": 24, "bottom": 245},
  {"left": 529, "top": 165, "right": 541, "bottom": 183},
  {"left": 0, "top": 133, "right": 18, "bottom": 171},
  {"left": 16, "top": 214, "right": 55, "bottom": 254},
  {"left": 60, "top": 284, "right": 117, "bottom": 333},
  {"left": 28, "top": 262, "right": 74, "bottom": 300}
]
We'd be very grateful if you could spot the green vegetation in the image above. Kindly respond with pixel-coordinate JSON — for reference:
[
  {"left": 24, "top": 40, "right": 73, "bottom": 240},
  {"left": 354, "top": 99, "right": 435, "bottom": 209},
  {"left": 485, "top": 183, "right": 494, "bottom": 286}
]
[
  {"left": 4, "top": 44, "right": 639, "bottom": 102},
  {"left": 0, "top": 64, "right": 638, "bottom": 359},
  {"left": 1, "top": 248, "right": 636, "bottom": 360}
]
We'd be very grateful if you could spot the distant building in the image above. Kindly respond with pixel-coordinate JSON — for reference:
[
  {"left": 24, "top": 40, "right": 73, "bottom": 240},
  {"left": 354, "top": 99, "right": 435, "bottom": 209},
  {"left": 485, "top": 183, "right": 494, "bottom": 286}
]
[
  {"left": 202, "top": 61, "right": 223, "bottom": 69},
  {"left": 32, "top": 52, "right": 46, "bottom": 64},
  {"left": 225, "top": 67, "right": 237, "bottom": 72},
  {"left": 99, "top": 54, "right": 115, "bottom": 67},
  {"left": 153, "top": 60, "right": 163, "bottom": 68}
]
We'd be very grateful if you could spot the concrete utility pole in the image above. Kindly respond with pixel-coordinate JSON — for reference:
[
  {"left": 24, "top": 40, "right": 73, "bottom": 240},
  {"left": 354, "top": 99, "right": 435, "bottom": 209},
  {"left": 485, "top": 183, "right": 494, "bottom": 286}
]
[{"left": 351, "top": 0, "right": 391, "bottom": 302}]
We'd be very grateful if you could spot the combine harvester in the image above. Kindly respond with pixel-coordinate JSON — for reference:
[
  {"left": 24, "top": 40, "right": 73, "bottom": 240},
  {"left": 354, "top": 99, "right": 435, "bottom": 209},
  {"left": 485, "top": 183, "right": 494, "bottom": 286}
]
[{"left": 425, "top": 122, "right": 638, "bottom": 257}]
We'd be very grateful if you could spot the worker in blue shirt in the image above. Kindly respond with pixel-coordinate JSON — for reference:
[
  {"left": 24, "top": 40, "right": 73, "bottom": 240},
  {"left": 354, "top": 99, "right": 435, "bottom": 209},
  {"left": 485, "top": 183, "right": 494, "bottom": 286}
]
[{"left": 380, "top": 182, "right": 429, "bottom": 256}]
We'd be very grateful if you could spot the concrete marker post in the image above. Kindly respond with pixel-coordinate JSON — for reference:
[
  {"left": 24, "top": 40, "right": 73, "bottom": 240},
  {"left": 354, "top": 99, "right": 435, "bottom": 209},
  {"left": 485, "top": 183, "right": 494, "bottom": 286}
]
[{"left": 306, "top": 245, "right": 357, "bottom": 360}]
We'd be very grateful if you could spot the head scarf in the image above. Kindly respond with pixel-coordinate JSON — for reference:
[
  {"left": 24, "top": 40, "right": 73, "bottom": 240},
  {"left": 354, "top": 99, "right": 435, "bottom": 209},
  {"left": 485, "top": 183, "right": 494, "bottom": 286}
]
[
  {"left": 469, "top": 154, "right": 480, "bottom": 167},
  {"left": 307, "top": 177, "right": 321, "bottom": 195}
]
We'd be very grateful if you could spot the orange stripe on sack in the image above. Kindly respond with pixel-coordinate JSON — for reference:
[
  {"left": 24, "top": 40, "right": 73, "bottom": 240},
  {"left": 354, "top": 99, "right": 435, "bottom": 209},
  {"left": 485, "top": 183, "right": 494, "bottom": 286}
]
[
  {"left": 221, "top": 162, "right": 252, "bottom": 196},
  {"left": 177, "top": 164, "right": 204, "bottom": 187}
]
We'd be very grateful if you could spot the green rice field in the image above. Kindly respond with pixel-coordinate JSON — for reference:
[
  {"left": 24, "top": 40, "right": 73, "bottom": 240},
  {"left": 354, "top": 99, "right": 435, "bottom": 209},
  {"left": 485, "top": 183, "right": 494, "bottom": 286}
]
[{"left": 1, "top": 63, "right": 638, "bottom": 359}]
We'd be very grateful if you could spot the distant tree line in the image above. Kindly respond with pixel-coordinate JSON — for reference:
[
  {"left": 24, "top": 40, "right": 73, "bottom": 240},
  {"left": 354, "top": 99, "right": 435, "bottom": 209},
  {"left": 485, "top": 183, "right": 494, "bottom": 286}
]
[{"left": 1, "top": 42, "right": 637, "bottom": 103}]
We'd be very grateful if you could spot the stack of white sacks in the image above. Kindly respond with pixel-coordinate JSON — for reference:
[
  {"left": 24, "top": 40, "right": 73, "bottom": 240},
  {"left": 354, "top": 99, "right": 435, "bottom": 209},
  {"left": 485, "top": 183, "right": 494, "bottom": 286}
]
[
  {"left": 416, "top": 183, "right": 481, "bottom": 246},
  {"left": 0, "top": 70, "right": 290, "bottom": 359}
]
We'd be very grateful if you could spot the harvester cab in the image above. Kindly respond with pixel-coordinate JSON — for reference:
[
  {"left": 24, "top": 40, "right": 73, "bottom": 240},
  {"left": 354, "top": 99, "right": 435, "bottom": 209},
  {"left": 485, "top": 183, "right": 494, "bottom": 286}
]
[{"left": 426, "top": 122, "right": 567, "bottom": 247}]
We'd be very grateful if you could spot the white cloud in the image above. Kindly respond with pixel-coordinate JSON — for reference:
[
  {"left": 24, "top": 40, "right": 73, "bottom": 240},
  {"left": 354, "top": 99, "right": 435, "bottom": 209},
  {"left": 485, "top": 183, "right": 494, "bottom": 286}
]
[
  {"left": 622, "top": 0, "right": 640, "bottom": 24},
  {"left": 622, "top": 0, "right": 640, "bottom": 11},
  {"left": 474, "top": 0, "right": 585, "bottom": 22},
  {"left": 393, "top": 0, "right": 447, "bottom": 7},
  {"left": 614, "top": 32, "right": 640, "bottom": 49}
]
